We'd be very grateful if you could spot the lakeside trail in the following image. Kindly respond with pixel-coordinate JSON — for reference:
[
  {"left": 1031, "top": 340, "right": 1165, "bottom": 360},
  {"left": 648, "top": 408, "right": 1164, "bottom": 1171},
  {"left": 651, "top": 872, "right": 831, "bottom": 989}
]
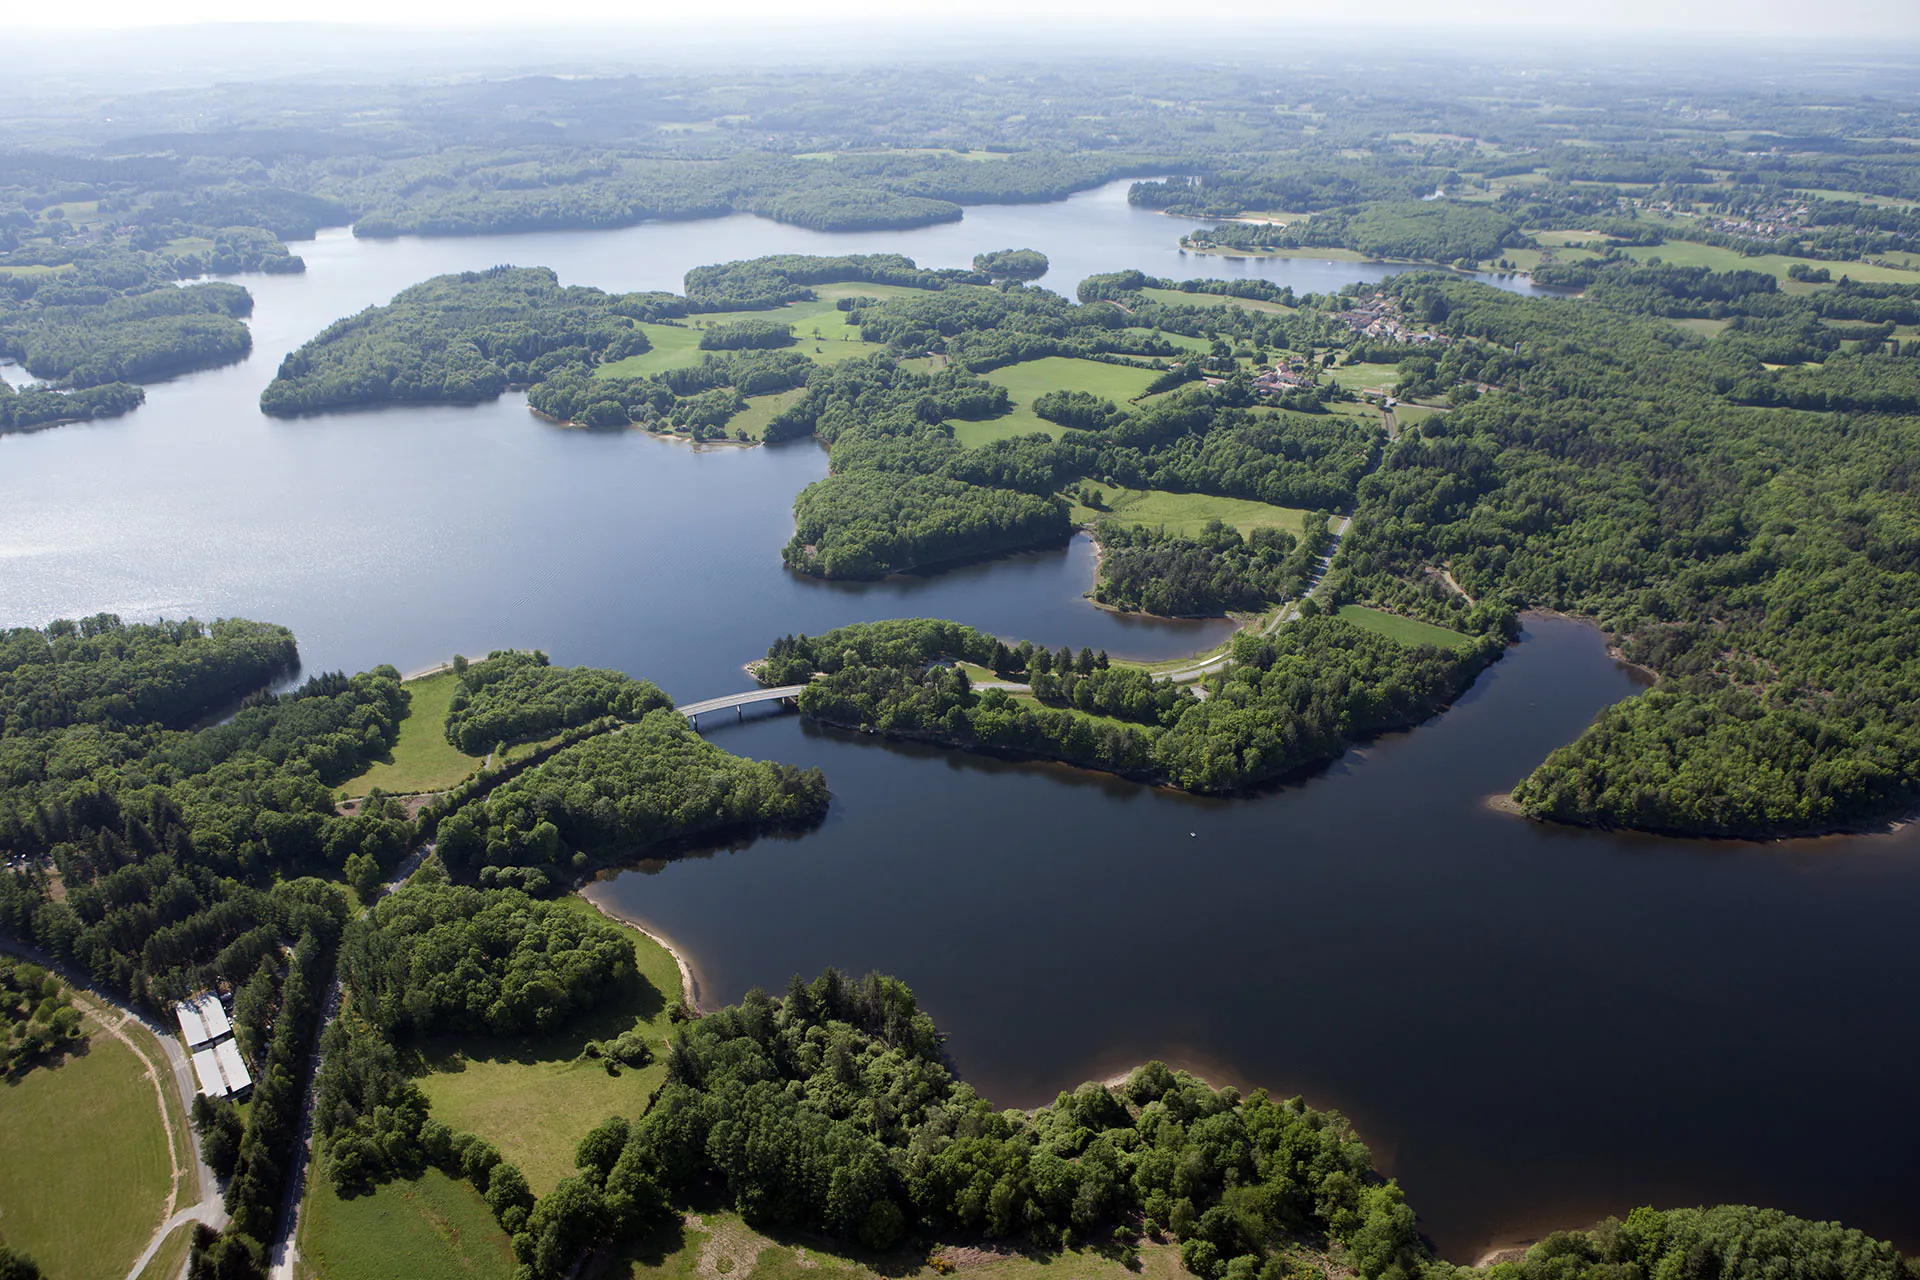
[{"left": 580, "top": 887, "right": 704, "bottom": 1013}]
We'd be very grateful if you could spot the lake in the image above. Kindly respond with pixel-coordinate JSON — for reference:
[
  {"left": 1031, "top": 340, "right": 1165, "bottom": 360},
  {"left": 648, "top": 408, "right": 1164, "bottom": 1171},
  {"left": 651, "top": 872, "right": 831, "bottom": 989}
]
[{"left": 3, "top": 180, "right": 1916, "bottom": 1261}]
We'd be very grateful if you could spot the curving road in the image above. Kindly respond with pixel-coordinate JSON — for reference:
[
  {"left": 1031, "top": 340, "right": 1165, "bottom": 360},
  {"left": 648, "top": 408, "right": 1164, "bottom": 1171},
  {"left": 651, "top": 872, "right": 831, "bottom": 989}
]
[{"left": 1153, "top": 513, "right": 1352, "bottom": 685}]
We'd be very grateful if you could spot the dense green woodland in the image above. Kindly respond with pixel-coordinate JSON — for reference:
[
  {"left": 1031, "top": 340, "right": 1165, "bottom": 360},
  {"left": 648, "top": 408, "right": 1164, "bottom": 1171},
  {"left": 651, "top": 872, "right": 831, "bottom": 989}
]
[
  {"left": 0, "top": 255, "right": 255, "bottom": 403},
  {"left": 0, "top": 617, "right": 832, "bottom": 1276},
  {"left": 432, "top": 711, "right": 828, "bottom": 879},
  {"left": 1317, "top": 270, "right": 1920, "bottom": 834},
  {"left": 1093, "top": 519, "right": 1319, "bottom": 616},
  {"left": 758, "top": 617, "right": 1498, "bottom": 792},
  {"left": 313, "top": 937, "right": 1920, "bottom": 1280},
  {"left": 443, "top": 650, "right": 672, "bottom": 755},
  {"left": 260, "top": 266, "right": 670, "bottom": 415},
  {"left": 0, "top": 955, "right": 82, "bottom": 1077}
]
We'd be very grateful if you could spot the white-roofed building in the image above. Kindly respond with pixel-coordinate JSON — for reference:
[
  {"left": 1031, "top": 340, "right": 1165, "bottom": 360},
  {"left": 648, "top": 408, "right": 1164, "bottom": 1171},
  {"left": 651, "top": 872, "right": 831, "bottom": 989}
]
[
  {"left": 213, "top": 1039, "right": 252, "bottom": 1097},
  {"left": 197, "top": 996, "right": 232, "bottom": 1041},
  {"left": 175, "top": 1001, "right": 211, "bottom": 1048},
  {"left": 191, "top": 1047, "right": 225, "bottom": 1097},
  {"left": 174, "top": 992, "right": 232, "bottom": 1049}
]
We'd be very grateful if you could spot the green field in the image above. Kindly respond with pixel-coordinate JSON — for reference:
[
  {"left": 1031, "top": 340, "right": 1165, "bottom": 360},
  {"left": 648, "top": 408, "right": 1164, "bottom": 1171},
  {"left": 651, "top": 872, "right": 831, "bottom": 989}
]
[
  {"left": 1669, "top": 317, "right": 1731, "bottom": 339},
  {"left": 1620, "top": 236, "right": 1920, "bottom": 284},
  {"left": 590, "top": 1208, "right": 1199, "bottom": 1280},
  {"left": 1390, "top": 403, "right": 1445, "bottom": 429},
  {"left": 595, "top": 283, "right": 945, "bottom": 380},
  {"left": 1124, "top": 325, "right": 1211, "bottom": 353},
  {"left": 950, "top": 356, "right": 1165, "bottom": 447},
  {"left": 300, "top": 1163, "right": 515, "bottom": 1280},
  {"left": 417, "top": 897, "right": 682, "bottom": 1194},
  {"left": 0, "top": 1034, "right": 174, "bottom": 1280},
  {"left": 1139, "top": 286, "right": 1293, "bottom": 314},
  {"left": 1075, "top": 484, "right": 1309, "bottom": 538},
  {"left": 1325, "top": 360, "right": 1403, "bottom": 391},
  {"left": 1336, "top": 605, "right": 1474, "bottom": 649},
  {"left": 338, "top": 668, "right": 484, "bottom": 799},
  {"left": 729, "top": 388, "right": 807, "bottom": 441}
]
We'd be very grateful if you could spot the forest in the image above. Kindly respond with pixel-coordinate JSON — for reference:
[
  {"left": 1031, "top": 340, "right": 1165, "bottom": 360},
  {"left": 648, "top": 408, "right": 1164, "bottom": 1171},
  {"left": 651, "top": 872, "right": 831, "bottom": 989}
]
[
  {"left": 0, "top": 377, "right": 143, "bottom": 432},
  {"left": 756, "top": 616, "right": 1499, "bottom": 791},
  {"left": 259, "top": 266, "right": 673, "bottom": 415},
  {"left": 0, "top": 262, "right": 254, "bottom": 391},
  {"left": 0, "top": 613, "right": 838, "bottom": 1277},
  {"left": 308, "top": 942, "right": 1920, "bottom": 1280},
  {"left": 431, "top": 710, "right": 829, "bottom": 877},
  {"left": 1184, "top": 202, "right": 1526, "bottom": 266},
  {"left": 1318, "top": 268, "right": 1920, "bottom": 834},
  {"left": 442, "top": 650, "right": 672, "bottom": 755},
  {"left": 1092, "top": 518, "right": 1314, "bottom": 617}
]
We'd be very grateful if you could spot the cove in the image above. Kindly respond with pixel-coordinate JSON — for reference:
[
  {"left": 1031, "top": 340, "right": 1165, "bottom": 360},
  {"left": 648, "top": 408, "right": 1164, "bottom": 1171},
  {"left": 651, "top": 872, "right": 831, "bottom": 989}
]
[
  {"left": 2, "top": 178, "right": 1917, "bottom": 1261},
  {"left": 593, "top": 615, "right": 1920, "bottom": 1261}
]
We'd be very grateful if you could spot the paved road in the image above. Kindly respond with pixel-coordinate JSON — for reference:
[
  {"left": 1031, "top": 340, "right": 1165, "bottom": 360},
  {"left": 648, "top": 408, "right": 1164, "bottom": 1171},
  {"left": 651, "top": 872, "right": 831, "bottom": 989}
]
[
  {"left": 1154, "top": 513, "right": 1353, "bottom": 685},
  {"left": 679, "top": 685, "right": 807, "bottom": 721}
]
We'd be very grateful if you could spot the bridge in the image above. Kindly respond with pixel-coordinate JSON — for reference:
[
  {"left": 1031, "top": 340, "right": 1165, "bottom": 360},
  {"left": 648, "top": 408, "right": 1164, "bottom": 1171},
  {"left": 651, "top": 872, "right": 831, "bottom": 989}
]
[{"left": 680, "top": 685, "right": 808, "bottom": 725}]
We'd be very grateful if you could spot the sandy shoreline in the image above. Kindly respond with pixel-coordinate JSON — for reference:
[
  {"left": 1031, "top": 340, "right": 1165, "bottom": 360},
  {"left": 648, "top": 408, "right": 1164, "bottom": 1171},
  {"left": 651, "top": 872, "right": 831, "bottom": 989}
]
[{"left": 580, "top": 886, "right": 704, "bottom": 1013}]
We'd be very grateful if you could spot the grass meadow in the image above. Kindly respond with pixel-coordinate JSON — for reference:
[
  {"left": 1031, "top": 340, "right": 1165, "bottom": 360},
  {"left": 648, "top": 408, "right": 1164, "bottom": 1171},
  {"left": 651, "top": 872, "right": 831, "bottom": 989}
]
[
  {"left": 300, "top": 1163, "right": 515, "bottom": 1280},
  {"left": 951, "top": 356, "right": 1164, "bottom": 447},
  {"left": 1073, "top": 484, "right": 1309, "bottom": 538},
  {"left": 338, "top": 668, "right": 484, "bottom": 799},
  {"left": 594, "top": 283, "right": 945, "bottom": 380},
  {"left": 1138, "top": 286, "right": 1294, "bottom": 314},
  {"left": 0, "top": 1033, "right": 173, "bottom": 1280},
  {"left": 589, "top": 1207, "right": 1201, "bottom": 1280},
  {"left": 1336, "top": 605, "right": 1474, "bottom": 649},
  {"left": 416, "top": 897, "right": 683, "bottom": 1194}
]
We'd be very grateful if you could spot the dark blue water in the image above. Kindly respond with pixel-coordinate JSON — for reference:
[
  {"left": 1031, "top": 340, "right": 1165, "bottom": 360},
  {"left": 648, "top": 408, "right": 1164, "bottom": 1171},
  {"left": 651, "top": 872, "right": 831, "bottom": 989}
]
[
  {"left": 596, "top": 616, "right": 1920, "bottom": 1260},
  {"left": 2, "top": 181, "right": 1914, "bottom": 1261}
]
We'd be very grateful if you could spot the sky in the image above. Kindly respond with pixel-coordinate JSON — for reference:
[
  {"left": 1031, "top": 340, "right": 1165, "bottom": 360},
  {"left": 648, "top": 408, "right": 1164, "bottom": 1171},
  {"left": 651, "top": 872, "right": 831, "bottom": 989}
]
[{"left": 5, "top": 0, "right": 1919, "bottom": 39}]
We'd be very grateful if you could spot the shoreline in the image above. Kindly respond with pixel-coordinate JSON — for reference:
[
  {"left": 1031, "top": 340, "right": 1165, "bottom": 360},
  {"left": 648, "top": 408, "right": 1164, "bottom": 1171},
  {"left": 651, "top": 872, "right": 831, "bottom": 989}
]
[
  {"left": 528, "top": 403, "right": 758, "bottom": 449},
  {"left": 578, "top": 885, "right": 705, "bottom": 1013}
]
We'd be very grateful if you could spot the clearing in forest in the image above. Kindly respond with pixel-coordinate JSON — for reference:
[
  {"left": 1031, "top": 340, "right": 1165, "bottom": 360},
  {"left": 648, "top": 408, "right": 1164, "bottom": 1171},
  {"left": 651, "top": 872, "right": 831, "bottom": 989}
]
[
  {"left": 1336, "top": 604, "right": 1475, "bottom": 649},
  {"left": 415, "top": 898, "right": 684, "bottom": 1194},
  {"left": 300, "top": 1163, "right": 516, "bottom": 1280},
  {"left": 954, "top": 356, "right": 1162, "bottom": 447},
  {"left": 1075, "top": 484, "right": 1310, "bottom": 539},
  {"left": 594, "top": 283, "right": 943, "bottom": 380},
  {"left": 337, "top": 668, "right": 484, "bottom": 799}
]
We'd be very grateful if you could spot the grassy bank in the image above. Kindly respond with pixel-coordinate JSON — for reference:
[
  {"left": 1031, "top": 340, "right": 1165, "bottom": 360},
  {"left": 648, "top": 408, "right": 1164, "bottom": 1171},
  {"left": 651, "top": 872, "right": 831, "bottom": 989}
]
[
  {"left": 729, "top": 387, "right": 808, "bottom": 441},
  {"left": 134, "top": 1222, "right": 197, "bottom": 1280},
  {"left": 1074, "top": 484, "right": 1310, "bottom": 538},
  {"left": 415, "top": 896, "right": 683, "bottom": 1194},
  {"left": 337, "top": 668, "right": 484, "bottom": 799},
  {"left": 0, "top": 1033, "right": 174, "bottom": 1280}
]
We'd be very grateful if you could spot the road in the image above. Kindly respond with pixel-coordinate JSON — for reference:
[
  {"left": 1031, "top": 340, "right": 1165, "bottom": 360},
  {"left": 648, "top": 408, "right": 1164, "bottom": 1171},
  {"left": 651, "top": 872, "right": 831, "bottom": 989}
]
[
  {"left": 1153, "top": 513, "right": 1353, "bottom": 685},
  {"left": 679, "top": 685, "right": 808, "bottom": 721},
  {"left": 266, "top": 840, "right": 433, "bottom": 1280}
]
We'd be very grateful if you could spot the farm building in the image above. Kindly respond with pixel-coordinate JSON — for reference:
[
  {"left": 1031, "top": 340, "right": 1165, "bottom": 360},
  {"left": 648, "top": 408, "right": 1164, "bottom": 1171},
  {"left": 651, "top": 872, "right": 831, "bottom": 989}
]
[{"left": 172, "top": 992, "right": 230, "bottom": 1048}]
